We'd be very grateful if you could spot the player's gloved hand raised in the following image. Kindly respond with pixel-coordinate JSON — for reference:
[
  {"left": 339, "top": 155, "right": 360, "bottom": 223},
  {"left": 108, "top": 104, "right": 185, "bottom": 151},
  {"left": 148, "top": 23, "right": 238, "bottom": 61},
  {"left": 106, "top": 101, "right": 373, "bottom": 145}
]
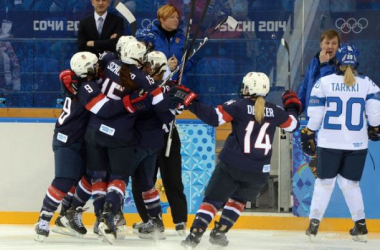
[
  {"left": 300, "top": 127, "right": 316, "bottom": 157},
  {"left": 123, "top": 89, "right": 151, "bottom": 113},
  {"left": 169, "top": 85, "right": 198, "bottom": 107},
  {"left": 59, "top": 69, "right": 79, "bottom": 96},
  {"left": 368, "top": 125, "right": 380, "bottom": 141},
  {"left": 282, "top": 90, "right": 302, "bottom": 115}
]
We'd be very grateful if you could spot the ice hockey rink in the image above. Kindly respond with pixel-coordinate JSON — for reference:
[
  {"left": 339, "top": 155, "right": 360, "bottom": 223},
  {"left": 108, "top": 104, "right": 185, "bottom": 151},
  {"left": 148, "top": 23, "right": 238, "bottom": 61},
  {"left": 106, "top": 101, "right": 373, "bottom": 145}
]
[{"left": 1, "top": 225, "right": 380, "bottom": 250}]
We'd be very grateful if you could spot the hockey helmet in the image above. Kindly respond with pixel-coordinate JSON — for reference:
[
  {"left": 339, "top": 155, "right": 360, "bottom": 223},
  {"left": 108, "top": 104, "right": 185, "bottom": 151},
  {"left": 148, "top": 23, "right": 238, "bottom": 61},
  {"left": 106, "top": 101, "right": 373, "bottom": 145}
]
[
  {"left": 136, "top": 28, "right": 156, "bottom": 45},
  {"left": 120, "top": 40, "right": 147, "bottom": 66},
  {"left": 146, "top": 51, "right": 167, "bottom": 76},
  {"left": 116, "top": 35, "right": 137, "bottom": 55},
  {"left": 70, "top": 52, "right": 98, "bottom": 78},
  {"left": 241, "top": 72, "right": 270, "bottom": 97},
  {"left": 336, "top": 44, "right": 359, "bottom": 69}
]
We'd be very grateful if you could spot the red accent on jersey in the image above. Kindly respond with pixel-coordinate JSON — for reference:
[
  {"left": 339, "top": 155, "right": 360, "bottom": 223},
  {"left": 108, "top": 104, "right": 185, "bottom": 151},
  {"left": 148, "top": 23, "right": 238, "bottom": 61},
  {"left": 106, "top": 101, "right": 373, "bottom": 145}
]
[
  {"left": 142, "top": 188, "right": 159, "bottom": 200},
  {"left": 68, "top": 186, "right": 76, "bottom": 195},
  {"left": 199, "top": 202, "right": 218, "bottom": 216},
  {"left": 80, "top": 176, "right": 92, "bottom": 192},
  {"left": 92, "top": 181, "right": 107, "bottom": 192},
  {"left": 108, "top": 180, "right": 126, "bottom": 195},
  {"left": 279, "top": 117, "right": 292, "bottom": 129},
  {"left": 217, "top": 105, "right": 233, "bottom": 123},
  {"left": 85, "top": 93, "right": 107, "bottom": 111},
  {"left": 151, "top": 86, "right": 162, "bottom": 97},
  {"left": 226, "top": 199, "right": 245, "bottom": 211},
  {"left": 47, "top": 185, "right": 66, "bottom": 201}
]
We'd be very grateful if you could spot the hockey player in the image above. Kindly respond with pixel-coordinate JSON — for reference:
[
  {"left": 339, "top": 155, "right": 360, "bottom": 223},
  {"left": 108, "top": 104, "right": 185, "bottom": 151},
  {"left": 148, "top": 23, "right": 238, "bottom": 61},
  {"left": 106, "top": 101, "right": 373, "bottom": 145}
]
[
  {"left": 84, "top": 40, "right": 167, "bottom": 244},
  {"left": 34, "top": 51, "right": 150, "bottom": 242},
  {"left": 130, "top": 50, "right": 181, "bottom": 240},
  {"left": 169, "top": 72, "right": 301, "bottom": 248},
  {"left": 302, "top": 44, "right": 380, "bottom": 242}
]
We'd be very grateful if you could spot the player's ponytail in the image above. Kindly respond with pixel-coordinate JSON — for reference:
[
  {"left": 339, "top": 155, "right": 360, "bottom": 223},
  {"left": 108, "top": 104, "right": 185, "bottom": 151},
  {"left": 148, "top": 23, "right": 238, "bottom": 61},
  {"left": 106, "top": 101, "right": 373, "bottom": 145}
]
[
  {"left": 254, "top": 96, "right": 265, "bottom": 124},
  {"left": 120, "top": 64, "right": 138, "bottom": 91},
  {"left": 340, "top": 65, "right": 357, "bottom": 87}
]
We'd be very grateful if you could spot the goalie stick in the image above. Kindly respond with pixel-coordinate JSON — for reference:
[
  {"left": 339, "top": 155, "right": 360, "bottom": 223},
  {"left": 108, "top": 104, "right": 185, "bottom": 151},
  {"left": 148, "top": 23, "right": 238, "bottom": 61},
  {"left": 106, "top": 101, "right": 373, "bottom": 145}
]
[{"left": 114, "top": 0, "right": 137, "bottom": 35}]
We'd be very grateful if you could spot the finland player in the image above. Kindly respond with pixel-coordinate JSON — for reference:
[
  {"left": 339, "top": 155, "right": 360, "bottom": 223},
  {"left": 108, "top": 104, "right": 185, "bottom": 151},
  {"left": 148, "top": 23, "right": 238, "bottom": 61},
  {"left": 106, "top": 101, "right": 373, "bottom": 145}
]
[
  {"left": 302, "top": 45, "right": 380, "bottom": 242},
  {"left": 169, "top": 72, "right": 301, "bottom": 248},
  {"left": 34, "top": 51, "right": 150, "bottom": 242}
]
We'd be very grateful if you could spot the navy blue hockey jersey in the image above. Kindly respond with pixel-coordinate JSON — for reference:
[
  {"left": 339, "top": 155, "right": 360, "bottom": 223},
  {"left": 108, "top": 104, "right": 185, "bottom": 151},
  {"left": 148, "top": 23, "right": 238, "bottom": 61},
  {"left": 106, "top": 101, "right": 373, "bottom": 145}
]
[
  {"left": 54, "top": 97, "right": 89, "bottom": 145},
  {"left": 189, "top": 98, "right": 299, "bottom": 173}
]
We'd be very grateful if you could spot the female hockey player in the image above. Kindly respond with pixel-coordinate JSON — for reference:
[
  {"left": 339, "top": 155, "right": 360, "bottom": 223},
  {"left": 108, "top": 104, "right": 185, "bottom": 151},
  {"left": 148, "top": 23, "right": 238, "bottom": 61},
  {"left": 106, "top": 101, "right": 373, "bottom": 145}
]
[
  {"left": 301, "top": 44, "right": 380, "bottom": 242},
  {"left": 169, "top": 72, "right": 301, "bottom": 248}
]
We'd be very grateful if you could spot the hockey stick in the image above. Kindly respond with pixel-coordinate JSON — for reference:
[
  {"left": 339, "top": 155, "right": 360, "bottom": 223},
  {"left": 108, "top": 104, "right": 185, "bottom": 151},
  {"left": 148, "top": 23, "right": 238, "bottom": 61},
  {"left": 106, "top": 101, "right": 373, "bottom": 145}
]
[
  {"left": 114, "top": 0, "right": 137, "bottom": 35},
  {"left": 160, "top": 16, "right": 238, "bottom": 88},
  {"left": 164, "top": 0, "right": 196, "bottom": 157},
  {"left": 281, "top": 38, "right": 291, "bottom": 90}
]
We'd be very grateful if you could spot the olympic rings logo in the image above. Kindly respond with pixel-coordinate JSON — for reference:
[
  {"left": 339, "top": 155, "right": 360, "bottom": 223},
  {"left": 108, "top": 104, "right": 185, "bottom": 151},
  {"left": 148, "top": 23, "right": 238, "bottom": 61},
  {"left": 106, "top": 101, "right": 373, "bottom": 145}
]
[
  {"left": 140, "top": 19, "right": 159, "bottom": 29},
  {"left": 335, "top": 18, "right": 368, "bottom": 34}
]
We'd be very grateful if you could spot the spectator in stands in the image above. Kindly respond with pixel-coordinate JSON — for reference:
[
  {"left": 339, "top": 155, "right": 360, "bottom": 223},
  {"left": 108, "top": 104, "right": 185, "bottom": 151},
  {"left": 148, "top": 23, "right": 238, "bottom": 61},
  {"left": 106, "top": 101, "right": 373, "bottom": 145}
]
[{"left": 77, "top": 0, "right": 124, "bottom": 55}]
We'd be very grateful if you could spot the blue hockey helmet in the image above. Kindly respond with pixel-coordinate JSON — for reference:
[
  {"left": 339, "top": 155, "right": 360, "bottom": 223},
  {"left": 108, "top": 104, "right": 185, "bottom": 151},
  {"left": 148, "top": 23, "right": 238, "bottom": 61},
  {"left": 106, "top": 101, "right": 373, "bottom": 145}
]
[
  {"left": 135, "top": 28, "right": 156, "bottom": 45},
  {"left": 336, "top": 44, "right": 359, "bottom": 68}
]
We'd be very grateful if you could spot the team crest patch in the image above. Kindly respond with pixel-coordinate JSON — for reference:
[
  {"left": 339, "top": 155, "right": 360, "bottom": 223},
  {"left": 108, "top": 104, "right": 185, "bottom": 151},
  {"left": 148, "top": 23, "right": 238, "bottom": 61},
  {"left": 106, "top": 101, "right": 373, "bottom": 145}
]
[{"left": 175, "top": 37, "right": 180, "bottom": 43}]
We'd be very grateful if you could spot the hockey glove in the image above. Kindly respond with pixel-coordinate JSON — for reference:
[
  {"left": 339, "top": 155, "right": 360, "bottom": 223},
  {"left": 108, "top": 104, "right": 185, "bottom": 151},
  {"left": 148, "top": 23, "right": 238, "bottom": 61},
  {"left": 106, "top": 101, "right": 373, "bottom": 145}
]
[
  {"left": 59, "top": 69, "right": 79, "bottom": 96},
  {"left": 368, "top": 125, "right": 380, "bottom": 141},
  {"left": 123, "top": 89, "right": 151, "bottom": 113},
  {"left": 300, "top": 127, "right": 316, "bottom": 157},
  {"left": 169, "top": 85, "right": 198, "bottom": 107},
  {"left": 282, "top": 90, "right": 302, "bottom": 115}
]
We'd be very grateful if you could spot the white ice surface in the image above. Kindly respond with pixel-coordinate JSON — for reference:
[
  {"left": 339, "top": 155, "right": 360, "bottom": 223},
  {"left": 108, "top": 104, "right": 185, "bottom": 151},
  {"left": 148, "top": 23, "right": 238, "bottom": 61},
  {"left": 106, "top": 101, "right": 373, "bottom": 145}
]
[{"left": 1, "top": 225, "right": 380, "bottom": 250}]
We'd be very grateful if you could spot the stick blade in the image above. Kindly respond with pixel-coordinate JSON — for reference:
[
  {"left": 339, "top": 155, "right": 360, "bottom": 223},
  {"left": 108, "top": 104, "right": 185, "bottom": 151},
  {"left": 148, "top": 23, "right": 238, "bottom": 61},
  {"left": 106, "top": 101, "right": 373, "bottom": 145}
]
[
  {"left": 115, "top": 1, "right": 136, "bottom": 23},
  {"left": 226, "top": 16, "right": 238, "bottom": 30}
]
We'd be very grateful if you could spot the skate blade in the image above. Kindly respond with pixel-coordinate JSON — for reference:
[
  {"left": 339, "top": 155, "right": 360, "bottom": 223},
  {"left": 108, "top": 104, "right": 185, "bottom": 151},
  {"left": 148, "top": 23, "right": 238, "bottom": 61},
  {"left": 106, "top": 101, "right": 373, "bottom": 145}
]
[
  {"left": 59, "top": 217, "right": 84, "bottom": 238},
  {"left": 177, "top": 229, "right": 186, "bottom": 236},
  {"left": 307, "top": 234, "right": 317, "bottom": 242},
  {"left": 138, "top": 232, "right": 166, "bottom": 240},
  {"left": 116, "top": 225, "right": 127, "bottom": 240},
  {"left": 352, "top": 234, "right": 367, "bottom": 243},
  {"left": 51, "top": 226, "right": 75, "bottom": 237},
  {"left": 98, "top": 222, "right": 115, "bottom": 245},
  {"left": 34, "top": 234, "right": 47, "bottom": 242}
]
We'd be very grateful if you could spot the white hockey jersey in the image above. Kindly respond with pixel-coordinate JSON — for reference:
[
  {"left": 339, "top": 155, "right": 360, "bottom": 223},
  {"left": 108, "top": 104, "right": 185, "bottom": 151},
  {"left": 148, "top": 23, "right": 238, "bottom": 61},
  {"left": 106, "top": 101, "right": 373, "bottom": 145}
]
[{"left": 307, "top": 74, "right": 380, "bottom": 150}]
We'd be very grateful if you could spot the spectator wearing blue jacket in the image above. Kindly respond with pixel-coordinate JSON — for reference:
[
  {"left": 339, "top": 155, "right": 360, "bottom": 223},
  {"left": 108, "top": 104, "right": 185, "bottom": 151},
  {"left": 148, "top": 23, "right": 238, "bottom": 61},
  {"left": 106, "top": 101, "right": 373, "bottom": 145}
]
[{"left": 297, "top": 29, "right": 340, "bottom": 117}]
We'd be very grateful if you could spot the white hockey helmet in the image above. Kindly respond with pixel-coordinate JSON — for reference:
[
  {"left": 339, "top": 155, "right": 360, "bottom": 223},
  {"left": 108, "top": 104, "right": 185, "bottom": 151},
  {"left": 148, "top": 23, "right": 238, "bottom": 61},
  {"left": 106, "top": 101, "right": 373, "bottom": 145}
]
[
  {"left": 146, "top": 51, "right": 167, "bottom": 76},
  {"left": 120, "top": 40, "right": 147, "bottom": 66},
  {"left": 242, "top": 72, "right": 270, "bottom": 97},
  {"left": 116, "top": 35, "right": 137, "bottom": 54},
  {"left": 70, "top": 52, "right": 98, "bottom": 78}
]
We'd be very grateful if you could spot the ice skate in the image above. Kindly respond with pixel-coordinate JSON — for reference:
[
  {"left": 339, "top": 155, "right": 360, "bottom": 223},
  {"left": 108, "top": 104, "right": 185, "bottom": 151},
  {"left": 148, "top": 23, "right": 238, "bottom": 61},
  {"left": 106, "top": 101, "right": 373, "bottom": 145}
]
[
  {"left": 181, "top": 228, "right": 203, "bottom": 249},
  {"left": 176, "top": 222, "right": 187, "bottom": 236},
  {"left": 62, "top": 206, "right": 88, "bottom": 238},
  {"left": 138, "top": 213, "right": 166, "bottom": 240},
  {"left": 306, "top": 218, "right": 320, "bottom": 241},
  {"left": 114, "top": 211, "right": 127, "bottom": 240},
  {"left": 34, "top": 218, "right": 50, "bottom": 242},
  {"left": 350, "top": 219, "right": 368, "bottom": 243},
  {"left": 51, "top": 215, "right": 75, "bottom": 237},
  {"left": 132, "top": 221, "right": 147, "bottom": 234},
  {"left": 98, "top": 202, "right": 117, "bottom": 244},
  {"left": 209, "top": 221, "right": 229, "bottom": 247}
]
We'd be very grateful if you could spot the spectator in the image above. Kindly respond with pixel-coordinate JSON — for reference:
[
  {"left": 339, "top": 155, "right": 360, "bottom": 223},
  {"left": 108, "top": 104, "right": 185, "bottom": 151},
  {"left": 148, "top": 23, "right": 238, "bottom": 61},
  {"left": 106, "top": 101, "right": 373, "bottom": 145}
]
[
  {"left": 77, "top": 0, "right": 124, "bottom": 55},
  {"left": 297, "top": 29, "right": 340, "bottom": 117}
]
